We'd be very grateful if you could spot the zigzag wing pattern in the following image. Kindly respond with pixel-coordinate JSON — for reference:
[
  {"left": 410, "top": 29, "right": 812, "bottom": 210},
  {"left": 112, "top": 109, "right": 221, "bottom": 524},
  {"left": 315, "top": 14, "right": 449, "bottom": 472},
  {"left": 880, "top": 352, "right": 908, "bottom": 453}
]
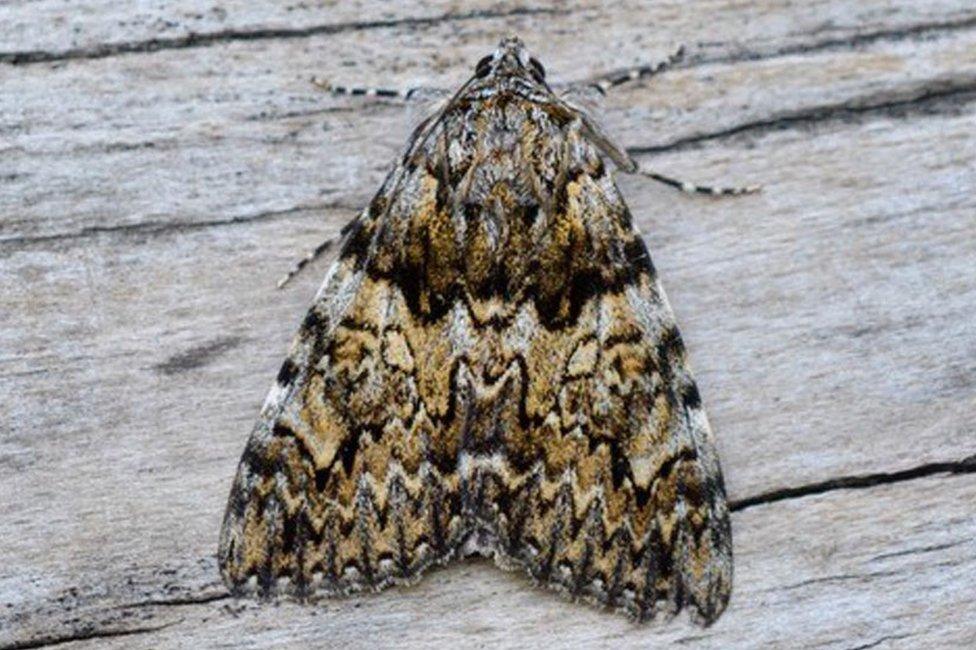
[{"left": 220, "top": 42, "right": 732, "bottom": 625}]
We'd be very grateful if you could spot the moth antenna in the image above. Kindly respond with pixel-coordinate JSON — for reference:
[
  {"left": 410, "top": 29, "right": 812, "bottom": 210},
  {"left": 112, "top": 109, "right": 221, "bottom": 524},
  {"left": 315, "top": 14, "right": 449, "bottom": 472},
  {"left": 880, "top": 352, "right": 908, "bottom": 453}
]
[
  {"left": 636, "top": 167, "right": 761, "bottom": 197},
  {"left": 311, "top": 77, "right": 436, "bottom": 101},
  {"left": 586, "top": 44, "right": 685, "bottom": 95}
]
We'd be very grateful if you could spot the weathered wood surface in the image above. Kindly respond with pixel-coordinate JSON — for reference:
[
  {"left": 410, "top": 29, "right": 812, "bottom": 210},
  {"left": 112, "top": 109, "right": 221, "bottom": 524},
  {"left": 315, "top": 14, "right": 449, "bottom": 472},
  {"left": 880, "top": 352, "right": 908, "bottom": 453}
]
[{"left": 2, "top": 1, "right": 975, "bottom": 648}]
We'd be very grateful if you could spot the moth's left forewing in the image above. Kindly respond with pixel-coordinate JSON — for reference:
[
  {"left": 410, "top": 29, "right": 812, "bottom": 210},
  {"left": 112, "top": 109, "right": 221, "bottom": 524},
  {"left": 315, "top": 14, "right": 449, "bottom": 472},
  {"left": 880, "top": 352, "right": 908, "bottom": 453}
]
[{"left": 218, "top": 251, "right": 366, "bottom": 595}]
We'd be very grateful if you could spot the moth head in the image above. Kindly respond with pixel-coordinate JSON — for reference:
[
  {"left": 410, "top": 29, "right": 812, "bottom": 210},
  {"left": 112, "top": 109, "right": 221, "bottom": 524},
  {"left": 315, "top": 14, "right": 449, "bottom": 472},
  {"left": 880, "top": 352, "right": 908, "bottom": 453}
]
[{"left": 473, "top": 35, "right": 547, "bottom": 85}]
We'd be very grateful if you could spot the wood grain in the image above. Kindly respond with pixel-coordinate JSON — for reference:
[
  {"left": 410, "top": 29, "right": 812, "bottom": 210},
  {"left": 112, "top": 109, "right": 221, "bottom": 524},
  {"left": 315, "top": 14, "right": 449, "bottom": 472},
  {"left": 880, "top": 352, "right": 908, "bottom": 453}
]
[{"left": 2, "top": 1, "right": 975, "bottom": 648}]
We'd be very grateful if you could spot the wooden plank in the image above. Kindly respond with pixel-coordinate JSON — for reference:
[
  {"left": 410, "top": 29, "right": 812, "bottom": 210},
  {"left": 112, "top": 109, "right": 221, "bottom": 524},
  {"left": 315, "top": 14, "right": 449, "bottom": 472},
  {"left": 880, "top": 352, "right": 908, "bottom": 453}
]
[
  {"left": 5, "top": 472, "right": 975, "bottom": 648},
  {"left": 3, "top": 1, "right": 976, "bottom": 647},
  {"left": 2, "top": 3, "right": 976, "bottom": 240},
  {"left": 2, "top": 101, "right": 975, "bottom": 646},
  {"left": 0, "top": 1, "right": 562, "bottom": 61},
  {"left": 1, "top": 0, "right": 974, "bottom": 63}
]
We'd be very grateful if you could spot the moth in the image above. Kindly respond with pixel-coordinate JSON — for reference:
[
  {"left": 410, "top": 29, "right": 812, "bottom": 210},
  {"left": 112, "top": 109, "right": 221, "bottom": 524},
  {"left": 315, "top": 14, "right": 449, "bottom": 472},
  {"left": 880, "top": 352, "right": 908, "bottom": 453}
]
[{"left": 220, "top": 36, "right": 741, "bottom": 625}]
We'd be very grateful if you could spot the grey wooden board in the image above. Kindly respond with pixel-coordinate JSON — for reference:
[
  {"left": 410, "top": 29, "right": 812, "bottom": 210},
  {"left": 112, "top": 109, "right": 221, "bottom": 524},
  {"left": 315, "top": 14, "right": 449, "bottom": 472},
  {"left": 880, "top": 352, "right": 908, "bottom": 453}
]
[
  {"left": 2, "top": 1, "right": 976, "bottom": 648},
  {"left": 1, "top": 0, "right": 973, "bottom": 62},
  {"left": 4, "top": 0, "right": 976, "bottom": 240},
  {"left": 8, "top": 474, "right": 976, "bottom": 649}
]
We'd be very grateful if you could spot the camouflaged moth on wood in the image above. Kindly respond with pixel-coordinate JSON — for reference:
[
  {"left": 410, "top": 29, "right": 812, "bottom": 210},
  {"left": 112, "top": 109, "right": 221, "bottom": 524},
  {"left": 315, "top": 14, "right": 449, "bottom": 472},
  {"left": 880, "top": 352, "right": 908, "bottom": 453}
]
[{"left": 220, "top": 36, "right": 747, "bottom": 625}]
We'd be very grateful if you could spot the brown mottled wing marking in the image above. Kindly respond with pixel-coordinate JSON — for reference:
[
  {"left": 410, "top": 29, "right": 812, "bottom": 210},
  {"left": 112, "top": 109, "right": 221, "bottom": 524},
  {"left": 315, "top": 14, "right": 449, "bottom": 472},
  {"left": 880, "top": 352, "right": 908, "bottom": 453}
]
[
  {"left": 219, "top": 36, "right": 731, "bottom": 625},
  {"left": 219, "top": 251, "right": 470, "bottom": 595}
]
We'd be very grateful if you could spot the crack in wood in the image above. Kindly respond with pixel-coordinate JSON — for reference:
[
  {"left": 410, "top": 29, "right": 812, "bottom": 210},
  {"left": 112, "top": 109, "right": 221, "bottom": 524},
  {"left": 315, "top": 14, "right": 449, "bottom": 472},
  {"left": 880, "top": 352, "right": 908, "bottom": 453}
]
[
  {"left": 630, "top": 76, "right": 976, "bottom": 155},
  {"left": 1, "top": 619, "right": 180, "bottom": 650},
  {"left": 0, "top": 6, "right": 569, "bottom": 66},
  {"left": 844, "top": 632, "right": 916, "bottom": 650},
  {"left": 120, "top": 593, "right": 231, "bottom": 609},
  {"left": 776, "top": 569, "right": 900, "bottom": 592},
  {"left": 731, "top": 454, "right": 976, "bottom": 511},
  {"left": 867, "top": 540, "right": 968, "bottom": 563},
  {"left": 699, "top": 14, "right": 976, "bottom": 65},
  {"left": 0, "top": 202, "right": 357, "bottom": 248}
]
